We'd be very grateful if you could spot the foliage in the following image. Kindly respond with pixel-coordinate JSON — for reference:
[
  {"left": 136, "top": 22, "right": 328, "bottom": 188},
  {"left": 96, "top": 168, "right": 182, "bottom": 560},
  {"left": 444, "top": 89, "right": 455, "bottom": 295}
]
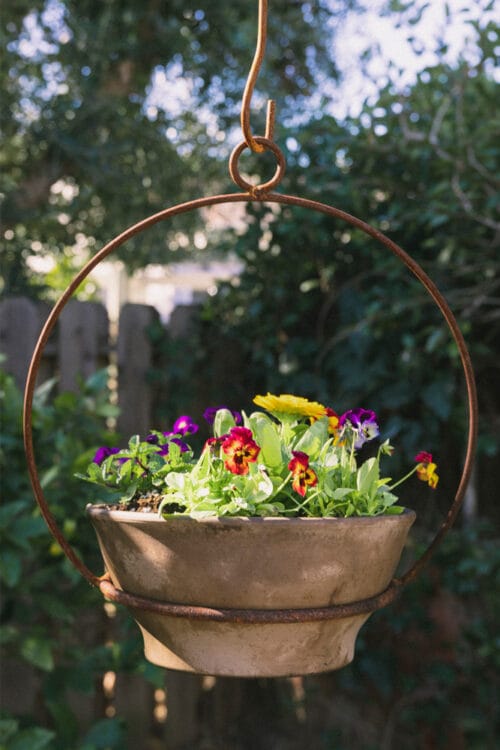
[
  {"left": 1, "top": 0, "right": 354, "bottom": 297},
  {"left": 310, "top": 522, "right": 500, "bottom": 749},
  {"left": 78, "top": 395, "right": 440, "bottom": 518},
  {"left": 0, "top": 366, "right": 158, "bottom": 748}
]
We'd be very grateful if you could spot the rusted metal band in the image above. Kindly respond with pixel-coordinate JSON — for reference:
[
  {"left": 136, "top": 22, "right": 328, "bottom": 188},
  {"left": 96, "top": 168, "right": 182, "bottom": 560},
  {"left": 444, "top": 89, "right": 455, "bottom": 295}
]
[
  {"left": 99, "top": 576, "right": 402, "bottom": 623},
  {"left": 23, "top": 190, "right": 477, "bottom": 603}
]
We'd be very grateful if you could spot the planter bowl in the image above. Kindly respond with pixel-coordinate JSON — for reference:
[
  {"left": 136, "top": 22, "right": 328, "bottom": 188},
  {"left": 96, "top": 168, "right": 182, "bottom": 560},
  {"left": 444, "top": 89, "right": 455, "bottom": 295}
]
[{"left": 88, "top": 507, "right": 415, "bottom": 677}]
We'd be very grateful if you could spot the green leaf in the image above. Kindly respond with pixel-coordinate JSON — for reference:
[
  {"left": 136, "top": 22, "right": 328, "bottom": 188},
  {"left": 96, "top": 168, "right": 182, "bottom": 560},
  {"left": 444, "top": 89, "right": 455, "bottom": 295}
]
[
  {"left": 0, "top": 549, "right": 22, "bottom": 587},
  {"left": 10, "top": 516, "right": 47, "bottom": 547},
  {"left": 422, "top": 381, "right": 452, "bottom": 421},
  {"left": 128, "top": 434, "right": 140, "bottom": 449},
  {"left": 21, "top": 636, "right": 54, "bottom": 671},
  {"left": 0, "top": 501, "right": 26, "bottom": 525},
  {"left": 147, "top": 453, "right": 165, "bottom": 472},
  {"left": 118, "top": 458, "right": 133, "bottom": 482},
  {"left": 332, "top": 488, "right": 354, "bottom": 500},
  {"left": 425, "top": 328, "right": 445, "bottom": 353},
  {"left": 0, "top": 625, "right": 18, "bottom": 645},
  {"left": 8, "top": 727, "right": 55, "bottom": 750},
  {"left": 37, "top": 593, "right": 75, "bottom": 621},
  {"left": 86, "top": 463, "right": 102, "bottom": 481},
  {"left": 81, "top": 718, "right": 124, "bottom": 749},
  {"left": 248, "top": 412, "right": 283, "bottom": 467},
  {"left": 120, "top": 482, "right": 138, "bottom": 503},
  {"left": 95, "top": 403, "right": 120, "bottom": 418},
  {"left": 84, "top": 369, "right": 109, "bottom": 392},
  {"left": 165, "top": 472, "right": 186, "bottom": 491},
  {"left": 166, "top": 440, "right": 181, "bottom": 463},
  {"left": 239, "top": 465, "right": 274, "bottom": 502},
  {"left": 33, "top": 378, "right": 57, "bottom": 407},
  {"left": 214, "top": 408, "right": 237, "bottom": 438},
  {"left": 139, "top": 660, "right": 167, "bottom": 688},
  {"left": 0, "top": 718, "right": 19, "bottom": 744},
  {"left": 40, "top": 465, "right": 60, "bottom": 489},
  {"left": 46, "top": 699, "right": 78, "bottom": 745},
  {"left": 294, "top": 418, "right": 329, "bottom": 460},
  {"left": 356, "top": 457, "right": 380, "bottom": 494}
]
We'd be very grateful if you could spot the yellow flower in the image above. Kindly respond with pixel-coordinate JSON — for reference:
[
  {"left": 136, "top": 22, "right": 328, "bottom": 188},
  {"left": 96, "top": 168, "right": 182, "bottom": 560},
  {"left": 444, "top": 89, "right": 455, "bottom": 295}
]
[
  {"left": 416, "top": 461, "right": 439, "bottom": 489},
  {"left": 253, "top": 393, "right": 327, "bottom": 420}
]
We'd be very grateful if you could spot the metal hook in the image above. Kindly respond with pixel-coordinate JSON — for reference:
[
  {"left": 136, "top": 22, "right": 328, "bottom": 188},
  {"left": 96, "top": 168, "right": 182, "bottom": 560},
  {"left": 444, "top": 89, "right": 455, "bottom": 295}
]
[{"left": 241, "top": 0, "right": 276, "bottom": 153}]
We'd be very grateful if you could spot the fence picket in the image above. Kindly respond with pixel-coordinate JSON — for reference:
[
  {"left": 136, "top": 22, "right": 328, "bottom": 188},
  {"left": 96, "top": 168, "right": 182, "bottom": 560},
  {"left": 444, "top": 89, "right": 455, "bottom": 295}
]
[
  {"left": 0, "top": 297, "right": 49, "bottom": 390},
  {"left": 58, "top": 299, "right": 109, "bottom": 393},
  {"left": 117, "top": 303, "right": 159, "bottom": 437}
]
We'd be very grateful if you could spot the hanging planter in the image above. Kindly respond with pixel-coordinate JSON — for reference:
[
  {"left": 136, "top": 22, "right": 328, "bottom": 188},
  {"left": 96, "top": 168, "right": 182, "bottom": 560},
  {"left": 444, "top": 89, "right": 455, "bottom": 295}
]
[
  {"left": 88, "top": 510, "right": 415, "bottom": 677},
  {"left": 23, "top": 0, "right": 477, "bottom": 678},
  {"left": 82, "top": 396, "right": 427, "bottom": 677}
]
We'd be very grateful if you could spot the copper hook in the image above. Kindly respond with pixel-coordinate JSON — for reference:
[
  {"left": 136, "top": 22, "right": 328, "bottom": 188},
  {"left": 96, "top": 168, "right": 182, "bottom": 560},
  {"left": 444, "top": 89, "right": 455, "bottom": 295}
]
[{"left": 241, "top": 0, "right": 276, "bottom": 152}]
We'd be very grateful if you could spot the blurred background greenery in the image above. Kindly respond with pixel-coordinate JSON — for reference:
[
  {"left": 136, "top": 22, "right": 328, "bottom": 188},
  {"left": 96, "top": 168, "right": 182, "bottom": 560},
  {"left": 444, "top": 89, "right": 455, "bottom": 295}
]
[{"left": 1, "top": 0, "right": 499, "bottom": 747}]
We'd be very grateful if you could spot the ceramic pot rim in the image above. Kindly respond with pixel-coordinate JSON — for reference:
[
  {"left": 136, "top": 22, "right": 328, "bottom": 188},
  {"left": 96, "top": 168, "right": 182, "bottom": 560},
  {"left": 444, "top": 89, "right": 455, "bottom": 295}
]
[{"left": 86, "top": 503, "right": 416, "bottom": 526}]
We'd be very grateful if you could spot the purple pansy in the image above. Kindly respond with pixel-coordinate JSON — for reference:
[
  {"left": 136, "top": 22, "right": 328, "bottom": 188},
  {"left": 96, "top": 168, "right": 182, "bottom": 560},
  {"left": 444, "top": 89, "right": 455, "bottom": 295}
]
[
  {"left": 172, "top": 416, "right": 199, "bottom": 436},
  {"left": 157, "top": 437, "right": 189, "bottom": 456},
  {"left": 339, "top": 408, "right": 379, "bottom": 449},
  {"left": 203, "top": 406, "right": 242, "bottom": 426},
  {"left": 147, "top": 421, "right": 197, "bottom": 446},
  {"left": 147, "top": 429, "right": 190, "bottom": 455},
  {"left": 93, "top": 446, "right": 120, "bottom": 465}
]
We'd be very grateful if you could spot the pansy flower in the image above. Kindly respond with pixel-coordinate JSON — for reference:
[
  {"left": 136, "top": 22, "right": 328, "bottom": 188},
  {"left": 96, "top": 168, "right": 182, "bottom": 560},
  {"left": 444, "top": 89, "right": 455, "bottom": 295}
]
[
  {"left": 325, "top": 407, "right": 340, "bottom": 433},
  {"left": 415, "top": 451, "right": 433, "bottom": 465},
  {"left": 221, "top": 427, "right": 260, "bottom": 475},
  {"left": 93, "top": 446, "right": 120, "bottom": 465},
  {"left": 288, "top": 450, "right": 318, "bottom": 497},
  {"left": 415, "top": 452, "right": 439, "bottom": 489},
  {"left": 147, "top": 430, "right": 190, "bottom": 450},
  {"left": 309, "top": 405, "right": 340, "bottom": 435},
  {"left": 203, "top": 406, "right": 242, "bottom": 426},
  {"left": 146, "top": 429, "right": 190, "bottom": 455},
  {"left": 156, "top": 438, "right": 189, "bottom": 456},
  {"left": 203, "top": 436, "right": 222, "bottom": 453},
  {"left": 172, "top": 415, "right": 199, "bottom": 436},
  {"left": 339, "top": 408, "right": 379, "bottom": 449}
]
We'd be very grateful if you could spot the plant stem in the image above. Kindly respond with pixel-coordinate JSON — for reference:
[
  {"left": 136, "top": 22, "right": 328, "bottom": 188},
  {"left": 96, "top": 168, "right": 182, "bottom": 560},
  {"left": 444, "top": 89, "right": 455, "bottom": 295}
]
[
  {"left": 388, "top": 465, "right": 417, "bottom": 491},
  {"left": 273, "top": 471, "right": 292, "bottom": 498}
]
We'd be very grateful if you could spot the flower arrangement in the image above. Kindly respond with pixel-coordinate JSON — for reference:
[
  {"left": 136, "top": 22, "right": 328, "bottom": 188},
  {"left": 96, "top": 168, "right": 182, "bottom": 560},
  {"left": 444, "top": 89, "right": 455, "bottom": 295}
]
[{"left": 80, "top": 393, "right": 438, "bottom": 518}]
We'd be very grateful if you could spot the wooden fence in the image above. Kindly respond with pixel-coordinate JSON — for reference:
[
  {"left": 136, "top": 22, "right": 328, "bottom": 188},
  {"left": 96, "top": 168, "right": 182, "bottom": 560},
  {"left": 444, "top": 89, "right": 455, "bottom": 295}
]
[{"left": 0, "top": 296, "right": 164, "bottom": 437}]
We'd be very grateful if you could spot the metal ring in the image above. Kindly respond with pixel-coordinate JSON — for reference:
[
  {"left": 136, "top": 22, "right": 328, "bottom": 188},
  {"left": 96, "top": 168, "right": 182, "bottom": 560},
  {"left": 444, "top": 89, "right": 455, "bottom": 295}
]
[
  {"left": 98, "top": 576, "right": 402, "bottom": 623},
  {"left": 229, "top": 137, "right": 286, "bottom": 194},
  {"left": 23, "top": 190, "right": 477, "bottom": 613}
]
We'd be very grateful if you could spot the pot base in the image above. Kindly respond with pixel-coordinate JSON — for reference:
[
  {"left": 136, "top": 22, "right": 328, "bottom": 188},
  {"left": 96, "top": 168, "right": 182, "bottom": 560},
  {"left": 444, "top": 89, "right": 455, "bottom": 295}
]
[{"left": 137, "top": 614, "right": 370, "bottom": 677}]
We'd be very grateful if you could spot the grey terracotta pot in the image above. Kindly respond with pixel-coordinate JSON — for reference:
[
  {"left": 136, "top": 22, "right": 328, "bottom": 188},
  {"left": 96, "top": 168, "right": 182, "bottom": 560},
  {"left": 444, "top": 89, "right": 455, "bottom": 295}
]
[{"left": 87, "top": 507, "right": 415, "bottom": 677}]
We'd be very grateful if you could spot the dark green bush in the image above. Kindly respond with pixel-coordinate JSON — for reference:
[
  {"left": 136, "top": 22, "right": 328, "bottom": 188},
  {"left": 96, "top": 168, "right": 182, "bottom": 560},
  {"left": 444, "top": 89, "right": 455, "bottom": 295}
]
[{"left": 0, "top": 366, "right": 158, "bottom": 749}]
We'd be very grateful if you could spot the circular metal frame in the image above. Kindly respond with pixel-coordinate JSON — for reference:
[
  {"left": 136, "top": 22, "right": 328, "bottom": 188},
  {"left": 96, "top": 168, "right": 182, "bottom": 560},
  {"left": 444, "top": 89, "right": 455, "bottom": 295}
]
[{"left": 23, "top": 190, "right": 478, "bottom": 623}]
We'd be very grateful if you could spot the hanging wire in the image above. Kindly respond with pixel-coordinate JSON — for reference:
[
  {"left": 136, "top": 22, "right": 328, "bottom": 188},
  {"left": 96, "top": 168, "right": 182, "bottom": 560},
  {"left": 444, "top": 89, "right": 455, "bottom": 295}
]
[
  {"left": 241, "top": 0, "right": 276, "bottom": 152},
  {"left": 229, "top": 0, "right": 286, "bottom": 194}
]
